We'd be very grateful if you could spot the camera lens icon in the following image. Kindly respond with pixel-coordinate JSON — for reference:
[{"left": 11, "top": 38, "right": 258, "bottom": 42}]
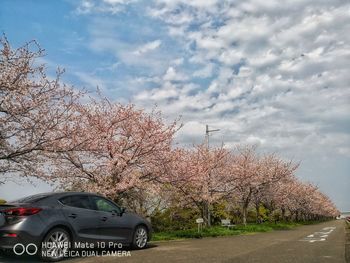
[{"left": 13, "top": 243, "right": 38, "bottom": 256}]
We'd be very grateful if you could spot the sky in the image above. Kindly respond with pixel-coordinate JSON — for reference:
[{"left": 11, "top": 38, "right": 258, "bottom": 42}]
[{"left": 0, "top": 0, "right": 349, "bottom": 211}]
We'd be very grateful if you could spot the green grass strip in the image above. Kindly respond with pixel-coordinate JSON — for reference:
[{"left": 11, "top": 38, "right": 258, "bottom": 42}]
[{"left": 151, "top": 221, "right": 318, "bottom": 241}]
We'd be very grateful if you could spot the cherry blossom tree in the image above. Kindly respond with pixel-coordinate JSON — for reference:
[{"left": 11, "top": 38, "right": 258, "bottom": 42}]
[
  {"left": 268, "top": 176, "right": 297, "bottom": 221},
  {"left": 227, "top": 146, "right": 299, "bottom": 225},
  {"left": 48, "top": 96, "right": 179, "bottom": 201},
  {"left": 165, "top": 144, "right": 232, "bottom": 226},
  {"left": 0, "top": 36, "right": 81, "bottom": 183},
  {"left": 225, "top": 146, "right": 260, "bottom": 225},
  {"left": 252, "top": 154, "right": 299, "bottom": 221}
]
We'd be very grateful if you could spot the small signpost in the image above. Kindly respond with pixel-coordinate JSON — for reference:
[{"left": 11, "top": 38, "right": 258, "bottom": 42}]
[{"left": 196, "top": 218, "right": 204, "bottom": 233}]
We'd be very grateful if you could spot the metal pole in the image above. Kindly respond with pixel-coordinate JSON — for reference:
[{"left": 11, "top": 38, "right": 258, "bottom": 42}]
[
  {"left": 206, "top": 124, "right": 209, "bottom": 149},
  {"left": 205, "top": 125, "right": 220, "bottom": 227}
]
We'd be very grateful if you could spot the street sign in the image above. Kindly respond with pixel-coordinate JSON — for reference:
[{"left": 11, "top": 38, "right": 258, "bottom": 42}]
[
  {"left": 196, "top": 218, "right": 204, "bottom": 224},
  {"left": 196, "top": 218, "right": 204, "bottom": 233}
]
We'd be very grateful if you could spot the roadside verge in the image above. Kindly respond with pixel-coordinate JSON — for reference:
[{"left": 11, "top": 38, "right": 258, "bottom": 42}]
[
  {"left": 346, "top": 220, "right": 350, "bottom": 263},
  {"left": 151, "top": 221, "right": 321, "bottom": 242}
]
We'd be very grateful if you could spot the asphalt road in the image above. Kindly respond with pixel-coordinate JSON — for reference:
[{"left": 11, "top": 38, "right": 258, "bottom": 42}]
[
  {"left": 74, "top": 220, "right": 346, "bottom": 263},
  {"left": 0, "top": 220, "right": 347, "bottom": 263}
]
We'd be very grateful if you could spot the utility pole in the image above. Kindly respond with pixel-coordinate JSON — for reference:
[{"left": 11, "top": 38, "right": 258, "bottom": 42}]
[
  {"left": 205, "top": 125, "right": 220, "bottom": 227},
  {"left": 205, "top": 125, "right": 220, "bottom": 149}
]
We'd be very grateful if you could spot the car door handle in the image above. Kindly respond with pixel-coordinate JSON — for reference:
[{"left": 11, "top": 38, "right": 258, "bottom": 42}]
[
  {"left": 68, "top": 213, "right": 77, "bottom": 219},
  {"left": 101, "top": 216, "right": 108, "bottom": 221}
]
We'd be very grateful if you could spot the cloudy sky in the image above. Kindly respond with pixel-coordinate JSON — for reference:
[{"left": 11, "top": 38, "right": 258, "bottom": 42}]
[{"left": 0, "top": 0, "right": 349, "bottom": 211}]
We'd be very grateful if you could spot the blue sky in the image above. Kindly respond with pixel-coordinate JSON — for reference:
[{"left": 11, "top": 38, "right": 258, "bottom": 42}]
[{"left": 0, "top": 0, "right": 349, "bottom": 211}]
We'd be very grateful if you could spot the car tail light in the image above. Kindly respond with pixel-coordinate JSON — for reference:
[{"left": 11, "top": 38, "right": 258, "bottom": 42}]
[
  {"left": 3, "top": 233, "right": 18, "bottom": 237},
  {"left": 4, "top": 207, "right": 42, "bottom": 216}
]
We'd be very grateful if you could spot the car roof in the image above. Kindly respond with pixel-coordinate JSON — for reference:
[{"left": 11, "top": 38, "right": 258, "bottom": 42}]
[
  {"left": 10, "top": 191, "right": 103, "bottom": 203},
  {"left": 43, "top": 191, "right": 102, "bottom": 198}
]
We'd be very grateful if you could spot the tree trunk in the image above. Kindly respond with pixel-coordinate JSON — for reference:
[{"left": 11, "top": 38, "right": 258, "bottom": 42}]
[
  {"left": 281, "top": 207, "right": 286, "bottom": 221},
  {"left": 242, "top": 205, "right": 248, "bottom": 225},
  {"left": 202, "top": 201, "right": 211, "bottom": 227},
  {"left": 255, "top": 204, "right": 260, "bottom": 223},
  {"left": 207, "top": 203, "right": 211, "bottom": 227}
]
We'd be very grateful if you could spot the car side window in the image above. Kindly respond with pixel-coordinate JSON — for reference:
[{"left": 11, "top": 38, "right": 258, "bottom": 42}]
[
  {"left": 59, "top": 195, "right": 94, "bottom": 210},
  {"left": 91, "top": 197, "right": 120, "bottom": 213}
]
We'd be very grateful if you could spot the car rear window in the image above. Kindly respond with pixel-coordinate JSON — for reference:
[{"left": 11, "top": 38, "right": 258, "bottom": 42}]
[{"left": 59, "top": 195, "right": 94, "bottom": 210}]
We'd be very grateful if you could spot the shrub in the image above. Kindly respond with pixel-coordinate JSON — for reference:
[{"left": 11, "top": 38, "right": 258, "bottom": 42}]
[{"left": 151, "top": 206, "right": 200, "bottom": 232}]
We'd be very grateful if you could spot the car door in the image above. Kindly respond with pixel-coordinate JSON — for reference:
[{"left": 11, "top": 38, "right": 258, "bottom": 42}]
[
  {"left": 90, "top": 196, "right": 133, "bottom": 243},
  {"left": 59, "top": 194, "right": 101, "bottom": 242}
]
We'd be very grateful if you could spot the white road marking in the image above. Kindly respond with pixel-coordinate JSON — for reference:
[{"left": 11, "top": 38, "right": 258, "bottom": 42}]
[
  {"left": 299, "top": 226, "right": 336, "bottom": 243},
  {"left": 309, "top": 238, "right": 326, "bottom": 243}
]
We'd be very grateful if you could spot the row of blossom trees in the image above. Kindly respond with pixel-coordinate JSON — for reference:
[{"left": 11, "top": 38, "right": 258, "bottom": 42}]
[
  {"left": 163, "top": 145, "right": 338, "bottom": 225},
  {"left": 1, "top": 37, "right": 339, "bottom": 226}
]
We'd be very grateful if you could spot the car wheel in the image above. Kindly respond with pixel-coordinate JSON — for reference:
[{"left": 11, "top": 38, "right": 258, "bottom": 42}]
[
  {"left": 40, "top": 227, "right": 71, "bottom": 262},
  {"left": 132, "top": 225, "right": 148, "bottom": 249}
]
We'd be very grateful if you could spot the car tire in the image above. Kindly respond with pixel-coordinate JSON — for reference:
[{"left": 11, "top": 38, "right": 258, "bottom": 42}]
[
  {"left": 40, "top": 227, "right": 71, "bottom": 262},
  {"left": 132, "top": 225, "right": 148, "bottom": 249}
]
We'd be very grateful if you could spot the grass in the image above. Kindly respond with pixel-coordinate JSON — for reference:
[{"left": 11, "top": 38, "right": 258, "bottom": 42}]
[
  {"left": 151, "top": 221, "right": 314, "bottom": 241},
  {"left": 346, "top": 220, "right": 350, "bottom": 262}
]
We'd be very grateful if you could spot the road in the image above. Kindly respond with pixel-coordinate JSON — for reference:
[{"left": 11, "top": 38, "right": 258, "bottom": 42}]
[
  {"left": 74, "top": 220, "right": 346, "bottom": 263},
  {"left": 0, "top": 220, "right": 347, "bottom": 263}
]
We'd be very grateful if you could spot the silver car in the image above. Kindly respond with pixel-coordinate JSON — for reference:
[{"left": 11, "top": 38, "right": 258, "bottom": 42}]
[{"left": 0, "top": 192, "right": 152, "bottom": 261}]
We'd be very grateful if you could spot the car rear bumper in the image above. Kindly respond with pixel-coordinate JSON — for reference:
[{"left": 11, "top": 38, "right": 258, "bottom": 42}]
[{"left": 0, "top": 230, "right": 42, "bottom": 250}]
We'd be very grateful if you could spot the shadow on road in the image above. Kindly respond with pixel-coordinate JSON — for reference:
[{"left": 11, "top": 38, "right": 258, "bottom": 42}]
[
  {"left": 0, "top": 244, "right": 158, "bottom": 263},
  {"left": 145, "top": 243, "right": 158, "bottom": 249},
  {"left": 0, "top": 252, "right": 72, "bottom": 263}
]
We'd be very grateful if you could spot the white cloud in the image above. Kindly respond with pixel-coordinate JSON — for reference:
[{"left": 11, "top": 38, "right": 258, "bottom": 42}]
[
  {"left": 155, "top": 0, "right": 219, "bottom": 9},
  {"left": 246, "top": 135, "right": 266, "bottom": 146},
  {"left": 134, "top": 0, "right": 350, "bottom": 167},
  {"left": 163, "top": 67, "right": 188, "bottom": 82},
  {"left": 75, "top": 0, "right": 136, "bottom": 14},
  {"left": 193, "top": 63, "right": 214, "bottom": 78},
  {"left": 74, "top": 71, "right": 106, "bottom": 90},
  {"left": 171, "top": 58, "right": 184, "bottom": 66},
  {"left": 71, "top": 0, "right": 350, "bottom": 209},
  {"left": 133, "top": 40, "right": 162, "bottom": 55},
  {"left": 76, "top": 0, "right": 95, "bottom": 14},
  {"left": 103, "top": 0, "right": 133, "bottom": 4}
]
